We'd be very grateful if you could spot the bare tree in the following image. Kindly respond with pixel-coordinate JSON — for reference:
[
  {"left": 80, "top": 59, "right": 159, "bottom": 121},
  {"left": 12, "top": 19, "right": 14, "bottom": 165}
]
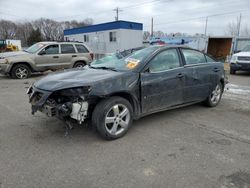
[
  {"left": 0, "top": 18, "right": 93, "bottom": 46},
  {"left": 16, "top": 22, "right": 34, "bottom": 46},
  {"left": 0, "top": 19, "right": 17, "bottom": 39}
]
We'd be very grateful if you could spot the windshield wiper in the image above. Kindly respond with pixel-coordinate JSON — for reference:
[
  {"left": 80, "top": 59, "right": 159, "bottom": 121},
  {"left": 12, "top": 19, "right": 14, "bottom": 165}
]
[{"left": 89, "top": 65, "right": 118, "bottom": 71}]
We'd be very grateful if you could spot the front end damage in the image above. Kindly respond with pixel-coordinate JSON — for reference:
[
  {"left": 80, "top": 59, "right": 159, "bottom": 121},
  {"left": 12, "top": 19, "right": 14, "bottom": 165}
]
[{"left": 27, "top": 85, "right": 91, "bottom": 129}]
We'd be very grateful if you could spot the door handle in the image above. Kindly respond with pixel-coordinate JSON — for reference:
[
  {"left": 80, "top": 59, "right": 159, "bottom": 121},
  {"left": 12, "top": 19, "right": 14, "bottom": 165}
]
[
  {"left": 53, "top": 56, "right": 59, "bottom": 58},
  {"left": 72, "top": 55, "right": 77, "bottom": 57},
  {"left": 213, "top": 68, "right": 220, "bottom": 72},
  {"left": 176, "top": 73, "right": 184, "bottom": 78}
]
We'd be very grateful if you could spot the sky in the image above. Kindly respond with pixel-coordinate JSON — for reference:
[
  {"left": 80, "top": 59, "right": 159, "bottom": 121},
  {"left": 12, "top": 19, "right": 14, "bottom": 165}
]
[{"left": 0, "top": 0, "right": 250, "bottom": 35}]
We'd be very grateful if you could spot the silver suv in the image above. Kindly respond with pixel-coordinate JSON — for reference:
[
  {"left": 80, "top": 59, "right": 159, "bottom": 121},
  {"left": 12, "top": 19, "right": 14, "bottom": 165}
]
[{"left": 0, "top": 41, "right": 93, "bottom": 79}]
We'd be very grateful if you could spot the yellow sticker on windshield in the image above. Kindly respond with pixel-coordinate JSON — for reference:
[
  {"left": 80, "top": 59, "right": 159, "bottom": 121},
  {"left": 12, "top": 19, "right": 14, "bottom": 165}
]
[
  {"left": 126, "top": 59, "right": 140, "bottom": 69},
  {"left": 126, "top": 61, "right": 138, "bottom": 69}
]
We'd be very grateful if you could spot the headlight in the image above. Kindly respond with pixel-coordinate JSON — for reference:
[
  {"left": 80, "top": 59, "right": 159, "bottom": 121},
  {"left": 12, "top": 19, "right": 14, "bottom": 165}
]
[{"left": 57, "top": 86, "right": 91, "bottom": 97}]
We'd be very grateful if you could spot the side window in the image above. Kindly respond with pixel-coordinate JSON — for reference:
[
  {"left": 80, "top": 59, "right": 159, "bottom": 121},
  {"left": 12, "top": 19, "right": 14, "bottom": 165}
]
[
  {"left": 149, "top": 49, "right": 180, "bottom": 73},
  {"left": 182, "top": 49, "right": 206, "bottom": 65},
  {"left": 75, "top": 44, "right": 89, "bottom": 53},
  {"left": 43, "top": 45, "right": 59, "bottom": 55},
  {"left": 109, "top": 31, "right": 117, "bottom": 42},
  {"left": 205, "top": 55, "right": 216, "bottom": 63},
  {"left": 61, "top": 44, "right": 76, "bottom": 54}
]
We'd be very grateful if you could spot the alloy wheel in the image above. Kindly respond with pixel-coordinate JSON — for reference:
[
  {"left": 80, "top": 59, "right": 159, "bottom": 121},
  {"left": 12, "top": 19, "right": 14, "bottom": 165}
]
[
  {"left": 15, "top": 67, "right": 28, "bottom": 79},
  {"left": 210, "top": 84, "right": 222, "bottom": 104},
  {"left": 105, "top": 104, "right": 130, "bottom": 136}
]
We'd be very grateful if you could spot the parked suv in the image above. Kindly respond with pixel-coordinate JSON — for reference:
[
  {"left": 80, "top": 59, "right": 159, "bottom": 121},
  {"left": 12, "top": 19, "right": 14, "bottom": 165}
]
[
  {"left": 230, "top": 44, "right": 250, "bottom": 74},
  {"left": 0, "top": 41, "right": 93, "bottom": 79},
  {"left": 27, "top": 46, "right": 226, "bottom": 140}
]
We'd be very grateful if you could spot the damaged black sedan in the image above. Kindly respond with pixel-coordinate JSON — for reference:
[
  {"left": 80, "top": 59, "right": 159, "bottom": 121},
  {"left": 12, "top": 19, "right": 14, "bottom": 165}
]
[{"left": 27, "top": 46, "right": 226, "bottom": 140}]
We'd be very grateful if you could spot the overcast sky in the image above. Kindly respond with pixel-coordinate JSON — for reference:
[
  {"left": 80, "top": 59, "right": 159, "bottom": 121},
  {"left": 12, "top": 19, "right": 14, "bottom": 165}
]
[{"left": 0, "top": 0, "right": 250, "bottom": 35}]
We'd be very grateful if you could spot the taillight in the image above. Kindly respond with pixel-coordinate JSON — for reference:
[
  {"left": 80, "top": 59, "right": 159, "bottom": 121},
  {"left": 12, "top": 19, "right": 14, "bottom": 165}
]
[{"left": 90, "top": 53, "right": 94, "bottom": 60}]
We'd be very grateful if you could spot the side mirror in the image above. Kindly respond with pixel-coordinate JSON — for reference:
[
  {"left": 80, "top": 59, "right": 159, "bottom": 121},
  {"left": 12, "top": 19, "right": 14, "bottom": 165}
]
[
  {"left": 143, "top": 68, "right": 150, "bottom": 73},
  {"left": 39, "top": 50, "right": 46, "bottom": 55}
]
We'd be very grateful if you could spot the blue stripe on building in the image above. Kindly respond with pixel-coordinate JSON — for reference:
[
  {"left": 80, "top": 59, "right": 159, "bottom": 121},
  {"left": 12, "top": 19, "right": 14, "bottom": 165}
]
[{"left": 64, "top": 20, "right": 143, "bottom": 35}]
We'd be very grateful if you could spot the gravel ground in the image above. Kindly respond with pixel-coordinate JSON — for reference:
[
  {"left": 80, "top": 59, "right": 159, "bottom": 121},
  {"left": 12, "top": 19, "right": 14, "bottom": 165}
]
[{"left": 0, "top": 72, "right": 250, "bottom": 188}]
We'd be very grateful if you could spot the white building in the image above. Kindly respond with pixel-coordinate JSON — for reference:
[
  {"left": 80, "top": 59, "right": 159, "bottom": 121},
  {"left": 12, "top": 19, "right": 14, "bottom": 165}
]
[{"left": 64, "top": 20, "right": 143, "bottom": 54}]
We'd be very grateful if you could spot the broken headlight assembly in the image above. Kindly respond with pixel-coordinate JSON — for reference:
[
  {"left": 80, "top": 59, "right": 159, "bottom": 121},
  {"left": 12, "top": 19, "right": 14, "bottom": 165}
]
[{"left": 50, "top": 86, "right": 92, "bottom": 124}]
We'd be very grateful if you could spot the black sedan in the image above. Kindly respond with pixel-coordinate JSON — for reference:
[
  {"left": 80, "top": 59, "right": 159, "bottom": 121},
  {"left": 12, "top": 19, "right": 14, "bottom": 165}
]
[{"left": 27, "top": 46, "right": 226, "bottom": 140}]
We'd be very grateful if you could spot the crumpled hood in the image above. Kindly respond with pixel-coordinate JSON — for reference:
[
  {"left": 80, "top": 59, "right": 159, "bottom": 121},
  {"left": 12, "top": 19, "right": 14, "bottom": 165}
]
[
  {"left": 34, "top": 67, "right": 125, "bottom": 91},
  {"left": 0, "top": 51, "right": 29, "bottom": 58}
]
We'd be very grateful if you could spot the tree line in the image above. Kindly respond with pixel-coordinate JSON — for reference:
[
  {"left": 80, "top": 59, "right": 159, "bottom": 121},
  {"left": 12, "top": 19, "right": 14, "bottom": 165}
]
[{"left": 0, "top": 18, "right": 93, "bottom": 46}]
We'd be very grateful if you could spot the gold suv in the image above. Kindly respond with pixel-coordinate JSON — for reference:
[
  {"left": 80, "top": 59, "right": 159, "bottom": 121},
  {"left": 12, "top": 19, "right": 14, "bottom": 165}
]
[{"left": 0, "top": 41, "right": 93, "bottom": 79}]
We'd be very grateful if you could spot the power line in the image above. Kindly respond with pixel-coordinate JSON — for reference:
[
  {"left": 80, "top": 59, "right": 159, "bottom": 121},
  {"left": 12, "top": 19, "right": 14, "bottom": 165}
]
[
  {"left": 53, "top": 0, "right": 165, "bottom": 21},
  {"left": 143, "top": 8, "right": 250, "bottom": 28}
]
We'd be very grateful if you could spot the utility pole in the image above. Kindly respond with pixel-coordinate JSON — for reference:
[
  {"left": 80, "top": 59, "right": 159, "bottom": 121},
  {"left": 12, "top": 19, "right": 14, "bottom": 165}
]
[
  {"left": 151, "top": 17, "right": 154, "bottom": 38},
  {"left": 237, "top": 13, "right": 242, "bottom": 37},
  {"left": 204, "top": 17, "right": 208, "bottom": 36},
  {"left": 113, "top": 7, "right": 122, "bottom": 21}
]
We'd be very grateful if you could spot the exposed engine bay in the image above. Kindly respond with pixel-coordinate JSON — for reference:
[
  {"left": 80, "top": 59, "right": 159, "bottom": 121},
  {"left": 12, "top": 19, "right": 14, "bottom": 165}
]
[{"left": 27, "top": 85, "right": 90, "bottom": 126}]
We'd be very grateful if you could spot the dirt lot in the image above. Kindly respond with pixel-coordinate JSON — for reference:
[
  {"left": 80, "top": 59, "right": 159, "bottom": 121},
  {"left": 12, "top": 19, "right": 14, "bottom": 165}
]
[{"left": 0, "top": 72, "right": 250, "bottom": 188}]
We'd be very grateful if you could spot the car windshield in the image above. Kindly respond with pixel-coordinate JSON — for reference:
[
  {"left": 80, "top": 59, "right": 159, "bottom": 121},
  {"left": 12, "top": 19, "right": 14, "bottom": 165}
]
[
  {"left": 25, "top": 43, "right": 46, "bottom": 53},
  {"left": 242, "top": 45, "right": 250, "bottom": 52},
  {"left": 90, "top": 46, "right": 159, "bottom": 71}
]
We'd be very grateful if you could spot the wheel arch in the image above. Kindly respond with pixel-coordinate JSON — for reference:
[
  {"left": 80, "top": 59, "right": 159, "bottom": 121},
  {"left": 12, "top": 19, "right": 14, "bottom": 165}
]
[
  {"left": 89, "top": 91, "right": 140, "bottom": 119},
  {"left": 9, "top": 62, "right": 34, "bottom": 73}
]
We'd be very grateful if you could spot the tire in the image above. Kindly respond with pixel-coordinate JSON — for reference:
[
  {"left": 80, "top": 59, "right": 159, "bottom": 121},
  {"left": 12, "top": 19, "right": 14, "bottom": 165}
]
[
  {"left": 11, "top": 64, "right": 31, "bottom": 79},
  {"left": 73, "top": 62, "right": 85, "bottom": 68},
  {"left": 230, "top": 68, "right": 236, "bottom": 75},
  {"left": 205, "top": 82, "right": 223, "bottom": 107},
  {"left": 92, "top": 96, "right": 133, "bottom": 140}
]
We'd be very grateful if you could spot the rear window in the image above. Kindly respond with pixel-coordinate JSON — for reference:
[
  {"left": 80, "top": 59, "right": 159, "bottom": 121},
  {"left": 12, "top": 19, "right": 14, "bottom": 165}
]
[
  {"left": 75, "top": 44, "right": 89, "bottom": 53},
  {"left": 61, "top": 44, "right": 76, "bottom": 54},
  {"left": 182, "top": 49, "right": 206, "bottom": 65}
]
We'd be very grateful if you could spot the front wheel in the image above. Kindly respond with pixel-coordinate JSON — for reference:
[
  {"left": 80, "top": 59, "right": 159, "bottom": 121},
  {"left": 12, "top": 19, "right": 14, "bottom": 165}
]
[
  {"left": 11, "top": 64, "right": 31, "bottom": 79},
  {"left": 92, "top": 97, "right": 133, "bottom": 140},
  {"left": 205, "top": 83, "right": 223, "bottom": 107}
]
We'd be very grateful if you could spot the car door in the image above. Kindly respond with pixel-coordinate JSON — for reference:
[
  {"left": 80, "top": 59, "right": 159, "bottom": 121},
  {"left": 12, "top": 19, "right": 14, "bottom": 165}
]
[
  {"left": 140, "top": 48, "right": 185, "bottom": 114},
  {"left": 181, "top": 48, "right": 212, "bottom": 102},
  {"left": 59, "top": 44, "right": 77, "bottom": 68},
  {"left": 35, "top": 44, "right": 59, "bottom": 70},
  {"left": 205, "top": 55, "right": 224, "bottom": 91}
]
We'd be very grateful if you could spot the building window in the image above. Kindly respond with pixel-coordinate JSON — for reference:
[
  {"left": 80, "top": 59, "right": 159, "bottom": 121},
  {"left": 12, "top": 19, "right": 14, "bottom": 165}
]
[
  {"left": 109, "top": 31, "right": 117, "bottom": 42},
  {"left": 84, "top": 35, "right": 89, "bottom": 42}
]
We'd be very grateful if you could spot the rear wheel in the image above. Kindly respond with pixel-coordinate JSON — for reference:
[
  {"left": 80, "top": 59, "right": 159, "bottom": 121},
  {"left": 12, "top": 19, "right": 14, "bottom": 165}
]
[
  {"left": 92, "top": 97, "right": 133, "bottom": 140},
  {"left": 73, "top": 62, "right": 85, "bottom": 68},
  {"left": 11, "top": 64, "right": 31, "bottom": 79},
  {"left": 205, "top": 83, "right": 223, "bottom": 107}
]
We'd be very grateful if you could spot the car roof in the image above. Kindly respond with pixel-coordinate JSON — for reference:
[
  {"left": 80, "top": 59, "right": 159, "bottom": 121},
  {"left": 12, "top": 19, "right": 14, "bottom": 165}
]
[{"left": 38, "top": 41, "right": 85, "bottom": 45}]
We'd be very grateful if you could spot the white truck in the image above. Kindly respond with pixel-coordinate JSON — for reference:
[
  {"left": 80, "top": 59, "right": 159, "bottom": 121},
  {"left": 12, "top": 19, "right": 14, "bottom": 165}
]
[{"left": 230, "top": 44, "right": 250, "bottom": 74}]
